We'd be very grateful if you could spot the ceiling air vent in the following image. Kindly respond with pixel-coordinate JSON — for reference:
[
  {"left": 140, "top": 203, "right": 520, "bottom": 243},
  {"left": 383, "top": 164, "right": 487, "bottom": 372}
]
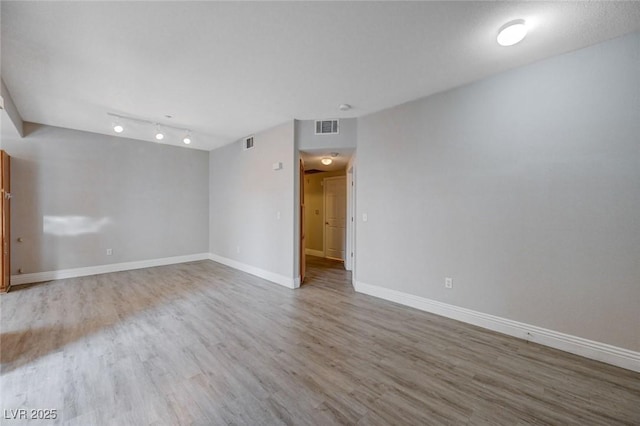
[
  {"left": 243, "top": 136, "right": 254, "bottom": 150},
  {"left": 315, "top": 119, "right": 339, "bottom": 135}
]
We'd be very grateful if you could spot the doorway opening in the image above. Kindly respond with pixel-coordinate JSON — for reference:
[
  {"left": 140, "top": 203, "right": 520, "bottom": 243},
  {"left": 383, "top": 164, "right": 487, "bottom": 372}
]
[{"left": 299, "top": 149, "right": 354, "bottom": 287}]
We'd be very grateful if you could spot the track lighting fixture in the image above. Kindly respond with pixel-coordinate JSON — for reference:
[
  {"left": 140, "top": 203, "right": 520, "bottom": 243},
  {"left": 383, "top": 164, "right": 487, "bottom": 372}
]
[
  {"left": 154, "top": 123, "right": 165, "bottom": 141},
  {"left": 107, "top": 112, "right": 192, "bottom": 145}
]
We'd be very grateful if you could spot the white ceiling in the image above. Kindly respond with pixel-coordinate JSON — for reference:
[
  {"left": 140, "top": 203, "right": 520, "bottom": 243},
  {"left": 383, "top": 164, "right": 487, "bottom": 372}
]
[{"left": 2, "top": 2, "right": 640, "bottom": 151}]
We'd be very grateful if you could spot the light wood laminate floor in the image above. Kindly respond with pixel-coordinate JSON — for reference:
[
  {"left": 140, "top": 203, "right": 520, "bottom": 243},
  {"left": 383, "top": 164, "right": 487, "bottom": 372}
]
[{"left": 1, "top": 256, "right": 639, "bottom": 425}]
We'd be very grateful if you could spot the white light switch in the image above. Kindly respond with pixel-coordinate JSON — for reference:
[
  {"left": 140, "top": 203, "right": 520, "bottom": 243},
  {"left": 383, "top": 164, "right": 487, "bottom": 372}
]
[
  {"left": 362, "top": 213, "right": 368, "bottom": 222},
  {"left": 272, "top": 162, "right": 283, "bottom": 171},
  {"left": 106, "top": 249, "right": 113, "bottom": 255},
  {"left": 276, "top": 211, "right": 281, "bottom": 220}
]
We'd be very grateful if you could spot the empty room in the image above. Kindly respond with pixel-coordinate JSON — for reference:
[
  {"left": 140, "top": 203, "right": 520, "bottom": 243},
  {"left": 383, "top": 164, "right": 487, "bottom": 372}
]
[{"left": 1, "top": 1, "right": 639, "bottom": 425}]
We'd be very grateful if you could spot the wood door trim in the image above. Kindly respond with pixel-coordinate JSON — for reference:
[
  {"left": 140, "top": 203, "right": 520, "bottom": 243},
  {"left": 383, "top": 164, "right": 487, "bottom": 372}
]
[
  {"left": 299, "top": 158, "right": 305, "bottom": 285},
  {"left": 1, "top": 150, "right": 10, "bottom": 293}
]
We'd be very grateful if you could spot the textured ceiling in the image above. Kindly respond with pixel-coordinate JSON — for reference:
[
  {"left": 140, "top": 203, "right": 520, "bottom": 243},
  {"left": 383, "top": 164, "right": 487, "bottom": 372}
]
[{"left": 2, "top": 1, "right": 640, "bottom": 150}]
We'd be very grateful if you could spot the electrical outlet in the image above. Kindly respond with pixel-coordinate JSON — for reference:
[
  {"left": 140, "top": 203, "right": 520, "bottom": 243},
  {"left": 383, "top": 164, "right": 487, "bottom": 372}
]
[
  {"left": 445, "top": 277, "right": 453, "bottom": 289},
  {"left": 106, "top": 249, "right": 113, "bottom": 256}
]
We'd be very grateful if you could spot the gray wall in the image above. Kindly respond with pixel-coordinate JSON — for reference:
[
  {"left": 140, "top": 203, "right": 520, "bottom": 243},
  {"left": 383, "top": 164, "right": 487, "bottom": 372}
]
[
  {"left": 209, "top": 121, "right": 296, "bottom": 280},
  {"left": 356, "top": 33, "right": 640, "bottom": 352},
  {"left": 1, "top": 79, "right": 24, "bottom": 137},
  {"left": 3, "top": 123, "right": 209, "bottom": 273},
  {"left": 296, "top": 118, "right": 357, "bottom": 151}
]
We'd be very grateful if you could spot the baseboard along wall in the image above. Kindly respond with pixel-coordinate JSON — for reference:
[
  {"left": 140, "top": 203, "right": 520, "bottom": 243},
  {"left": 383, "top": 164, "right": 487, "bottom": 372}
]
[
  {"left": 11, "top": 252, "right": 299, "bottom": 290},
  {"left": 10, "top": 253, "right": 637, "bottom": 373},
  {"left": 208, "top": 253, "right": 298, "bottom": 289},
  {"left": 305, "top": 248, "right": 325, "bottom": 258},
  {"left": 353, "top": 280, "right": 640, "bottom": 373},
  {"left": 10, "top": 253, "right": 211, "bottom": 286}
]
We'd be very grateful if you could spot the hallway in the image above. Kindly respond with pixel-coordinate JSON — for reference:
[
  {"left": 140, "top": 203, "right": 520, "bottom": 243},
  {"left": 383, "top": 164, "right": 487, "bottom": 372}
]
[{"left": 302, "top": 255, "right": 351, "bottom": 292}]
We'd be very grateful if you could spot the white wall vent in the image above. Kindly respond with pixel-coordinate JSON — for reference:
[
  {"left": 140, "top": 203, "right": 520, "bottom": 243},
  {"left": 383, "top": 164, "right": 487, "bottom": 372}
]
[
  {"left": 315, "top": 119, "right": 339, "bottom": 135},
  {"left": 243, "top": 136, "right": 254, "bottom": 150}
]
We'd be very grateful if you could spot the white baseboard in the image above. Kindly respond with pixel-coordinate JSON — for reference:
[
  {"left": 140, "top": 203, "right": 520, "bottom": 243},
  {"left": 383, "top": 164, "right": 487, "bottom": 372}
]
[
  {"left": 353, "top": 280, "right": 640, "bottom": 373},
  {"left": 10, "top": 253, "right": 210, "bottom": 286},
  {"left": 305, "top": 248, "right": 324, "bottom": 258},
  {"left": 208, "top": 253, "right": 296, "bottom": 289}
]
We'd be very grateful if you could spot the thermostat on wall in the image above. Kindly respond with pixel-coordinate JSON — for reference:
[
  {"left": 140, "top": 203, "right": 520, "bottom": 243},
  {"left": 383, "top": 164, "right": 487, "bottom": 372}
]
[{"left": 272, "top": 162, "right": 283, "bottom": 171}]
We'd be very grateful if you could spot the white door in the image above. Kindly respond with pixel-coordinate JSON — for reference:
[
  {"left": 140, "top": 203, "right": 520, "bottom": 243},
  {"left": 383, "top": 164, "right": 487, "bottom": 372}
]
[{"left": 324, "top": 176, "right": 346, "bottom": 260}]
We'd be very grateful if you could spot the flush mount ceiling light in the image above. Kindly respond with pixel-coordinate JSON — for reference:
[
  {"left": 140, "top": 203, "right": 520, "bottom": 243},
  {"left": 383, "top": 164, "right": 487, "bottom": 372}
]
[
  {"left": 113, "top": 124, "right": 124, "bottom": 133},
  {"left": 321, "top": 158, "right": 333, "bottom": 165},
  {"left": 338, "top": 104, "right": 351, "bottom": 111},
  {"left": 497, "top": 19, "right": 527, "bottom": 46},
  {"left": 183, "top": 134, "right": 192, "bottom": 145},
  {"left": 155, "top": 131, "right": 164, "bottom": 141}
]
